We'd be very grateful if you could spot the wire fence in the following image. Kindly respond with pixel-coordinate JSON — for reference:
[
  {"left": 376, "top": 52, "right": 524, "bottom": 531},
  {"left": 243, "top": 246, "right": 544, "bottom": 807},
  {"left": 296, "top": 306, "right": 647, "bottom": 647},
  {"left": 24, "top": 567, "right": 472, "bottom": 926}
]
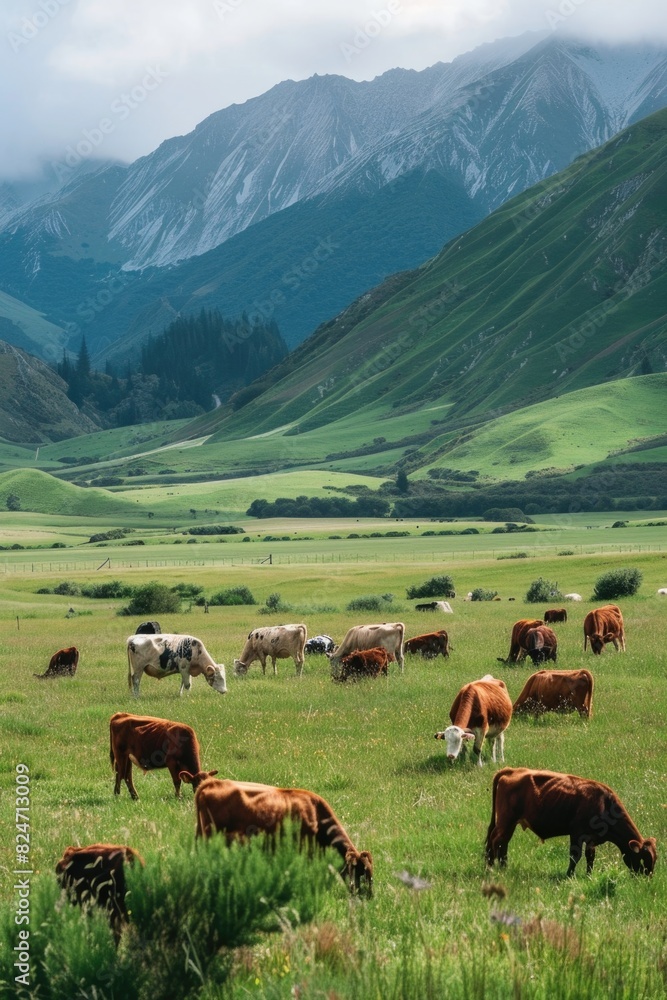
[{"left": 1, "top": 543, "right": 664, "bottom": 575}]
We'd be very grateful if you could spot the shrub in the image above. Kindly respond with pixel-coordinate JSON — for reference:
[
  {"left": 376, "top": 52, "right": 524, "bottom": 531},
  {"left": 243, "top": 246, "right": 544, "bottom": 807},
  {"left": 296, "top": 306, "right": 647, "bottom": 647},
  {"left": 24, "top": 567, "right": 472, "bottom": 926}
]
[
  {"left": 171, "top": 583, "right": 205, "bottom": 601},
  {"left": 558, "top": 549, "right": 575, "bottom": 556},
  {"left": 471, "top": 588, "right": 498, "bottom": 601},
  {"left": 460, "top": 527, "right": 479, "bottom": 534},
  {"left": 406, "top": 575, "right": 455, "bottom": 599},
  {"left": 525, "top": 577, "right": 563, "bottom": 603},
  {"left": 483, "top": 507, "right": 533, "bottom": 523},
  {"left": 611, "top": 520, "right": 629, "bottom": 528},
  {"left": 119, "top": 582, "right": 182, "bottom": 616},
  {"left": 497, "top": 552, "right": 528, "bottom": 560},
  {"left": 53, "top": 581, "right": 80, "bottom": 596},
  {"left": 347, "top": 594, "right": 395, "bottom": 613},
  {"left": 208, "top": 586, "right": 257, "bottom": 606},
  {"left": 258, "top": 592, "right": 292, "bottom": 615},
  {"left": 89, "top": 529, "right": 130, "bottom": 543},
  {"left": 81, "top": 581, "right": 132, "bottom": 599},
  {"left": 51, "top": 542, "right": 67, "bottom": 549},
  {"left": 187, "top": 525, "right": 245, "bottom": 535},
  {"left": 592, "top": 568, "right": 643, "bottom": 600}
]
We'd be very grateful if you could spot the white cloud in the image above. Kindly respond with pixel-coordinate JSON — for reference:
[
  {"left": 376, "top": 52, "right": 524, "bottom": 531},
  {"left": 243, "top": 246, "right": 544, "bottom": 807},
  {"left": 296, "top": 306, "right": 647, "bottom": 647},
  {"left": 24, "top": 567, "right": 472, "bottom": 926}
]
[{"left": 1, "top": 0, "right": 666, "bottom": 181}]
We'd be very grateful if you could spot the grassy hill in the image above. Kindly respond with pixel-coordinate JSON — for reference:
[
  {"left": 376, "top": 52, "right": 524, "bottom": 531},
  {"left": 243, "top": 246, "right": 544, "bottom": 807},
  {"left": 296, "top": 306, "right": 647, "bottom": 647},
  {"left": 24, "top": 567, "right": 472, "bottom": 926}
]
[
  {"left": 171, "top": 108, "right": 666, "bottom": 477},
  {"left": 0, "top": 469, "right": 141, "bottom": 517}
]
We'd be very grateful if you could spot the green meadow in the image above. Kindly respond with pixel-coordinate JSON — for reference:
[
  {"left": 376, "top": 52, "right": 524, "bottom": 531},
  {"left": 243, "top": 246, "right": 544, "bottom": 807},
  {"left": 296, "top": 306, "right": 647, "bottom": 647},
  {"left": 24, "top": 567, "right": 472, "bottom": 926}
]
[{"left": 1, "top": 538, "right": 666, "bottom": 997}]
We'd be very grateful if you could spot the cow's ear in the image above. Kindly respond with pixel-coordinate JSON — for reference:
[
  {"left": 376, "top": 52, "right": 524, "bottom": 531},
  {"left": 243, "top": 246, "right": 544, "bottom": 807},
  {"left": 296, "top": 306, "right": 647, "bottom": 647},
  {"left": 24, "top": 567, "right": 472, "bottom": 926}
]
[
  {"left": 628, "top": 840, "right": 641, "bottom": 853},
  {"left": 461, "top": 732, "right": 476, "bottom": 741},
  {"left": 208, "top": 769, "right": 219, "bottom": 778},
  {"left": 603, "top": 633, "right": 616, "bottom": 642},
  {"left": 179, "top": 770, "right": 195, "bottom": 784},
  {"left": 204, "top": 665, "right": 214, "bottom": 678}
]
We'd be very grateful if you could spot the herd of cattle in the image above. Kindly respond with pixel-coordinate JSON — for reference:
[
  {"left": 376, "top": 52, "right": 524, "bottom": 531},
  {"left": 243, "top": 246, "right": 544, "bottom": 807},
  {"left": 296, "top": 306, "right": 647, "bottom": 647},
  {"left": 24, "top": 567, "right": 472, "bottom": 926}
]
[{"left": 48, "top": 600, "right": 658, "bottom": 941}]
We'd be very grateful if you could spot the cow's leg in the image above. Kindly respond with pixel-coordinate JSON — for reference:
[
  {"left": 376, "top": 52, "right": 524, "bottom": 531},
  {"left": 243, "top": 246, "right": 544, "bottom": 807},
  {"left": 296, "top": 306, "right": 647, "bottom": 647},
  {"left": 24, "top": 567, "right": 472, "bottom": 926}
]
[
  {"left": 167, "top": 762, "right": 182, "bottom": 798},
  {"left": 113, "top": 754, "right": 124, "bottom": 796},
  {"left": 473, "top": 727, "right": 486, "bottom": 767},
  {"left": 295, "top": 653, "right": 304, "bottom": 677},
  {"left": 258, "top": 653, "right": 267, "bottom": 675},
  {"left": 620, "top": 630, "right": 626, "bottom": 652},
  {"left": 397, "top": 647, "right": 404, "bottom": 673},
  {"left": 179, "top": 669, "right": 192, "bottom": 696},
  {"left": 585, "top": 841, "right": 596, "bottom": 874},
  {"left": 567, "top": 836, "right": 585, "bottom": 877},
  {"left": 494, "top": 731, "right": 505, "bottom": 763},
  {"left": 486, "top": 822, "right": 515, "bottom": 867},
  {"left": 271, "top": 656, "right": 278, "bottom": 676},
  {"left": 123, "top": 760, "right": 139, "bottom": 801},
  {"left": 131, "top": 669, "right": 142, "bottom": 697}
]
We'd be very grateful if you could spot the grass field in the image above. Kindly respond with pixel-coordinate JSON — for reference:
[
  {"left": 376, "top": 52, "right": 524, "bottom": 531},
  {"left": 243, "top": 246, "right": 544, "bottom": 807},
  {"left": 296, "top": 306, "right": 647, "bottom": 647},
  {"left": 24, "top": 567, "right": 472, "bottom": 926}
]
[{"left": 1, "top": 542, "right": 666, "bottom": 998}]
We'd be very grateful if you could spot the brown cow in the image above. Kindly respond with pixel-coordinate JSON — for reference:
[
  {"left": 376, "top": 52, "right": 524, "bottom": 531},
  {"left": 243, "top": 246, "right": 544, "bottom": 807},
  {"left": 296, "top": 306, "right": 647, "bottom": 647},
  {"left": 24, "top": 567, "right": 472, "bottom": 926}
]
[
  {"left": 544, "top": 608, "right": 567, "bottom": 623},
  {"left": 109, "top": 712, "right": 217, "bottom": 800},
  {"left": 34, "top": 646, "right": 79, "bottom": 679},
  {"left": 435, "top": 674, "right": 512, "bottom": 766},
  {"left": 55, "top": 843, "right": 144, "bottom": 940},
  {"left": 513, "top": 669, "right": 594, "bottom": 718},
  {"left": 497, "top": 619, "right": 543, "bottom": 664},
  {"left": 405, "top": 630, "right": 450, "bottom": 659},
  {"left": 485, "top": 768, "right": 657, "bottom": 877},
  {"left": 337, "top": 647, "right": 389, "bottom": 682},
  {"left": 179, "top": 775, "right": 373, "bottom": 895},
  {"left": 583, "top": 605, "right": 626, "bottom": 654},
  {"left": 524, "top": 625, "right": 558, "bottom": 665}
]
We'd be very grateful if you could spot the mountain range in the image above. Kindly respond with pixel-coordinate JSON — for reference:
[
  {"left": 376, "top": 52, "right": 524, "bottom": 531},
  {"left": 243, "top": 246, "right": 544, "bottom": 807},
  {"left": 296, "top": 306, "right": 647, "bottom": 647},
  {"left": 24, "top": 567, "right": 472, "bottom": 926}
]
[{"left": 1, "top": 32, "right": 667, "bottom": 367}]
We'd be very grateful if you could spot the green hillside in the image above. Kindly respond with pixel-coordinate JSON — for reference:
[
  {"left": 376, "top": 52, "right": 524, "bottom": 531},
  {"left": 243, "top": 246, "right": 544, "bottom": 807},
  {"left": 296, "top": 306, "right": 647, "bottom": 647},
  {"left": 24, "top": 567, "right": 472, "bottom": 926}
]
[
  {"left": 418, "top": 374, "right": 667, "bottom": 479},
  {"left": 0, "top": 290, "right": 69, "bottom": 359},
  {"left": 175, "top": 108, "right": 667, "bottom": 475},
  {"left": 0, "top": 469, "right": 141, "bottom": 517}
]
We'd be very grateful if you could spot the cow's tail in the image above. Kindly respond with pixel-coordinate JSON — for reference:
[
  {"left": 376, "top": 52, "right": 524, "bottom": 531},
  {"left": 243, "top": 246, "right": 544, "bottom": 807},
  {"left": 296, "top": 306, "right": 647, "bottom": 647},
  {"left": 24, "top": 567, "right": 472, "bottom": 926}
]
[
  {"left": 583, "top": 669, "right": 594, "bottom": 718},
  {"left": 485, "top": 770, "right": 504, "bottom": 862}
]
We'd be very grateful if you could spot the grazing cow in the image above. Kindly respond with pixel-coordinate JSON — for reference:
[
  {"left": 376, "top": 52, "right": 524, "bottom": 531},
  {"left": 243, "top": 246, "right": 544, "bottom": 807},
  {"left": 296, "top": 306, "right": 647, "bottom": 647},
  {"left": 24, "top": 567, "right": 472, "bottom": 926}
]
[
  {"left": 109, "top": 712, "right": 218, "bottom": 800},
  {"left": 583, "top": 604, "right": 626, "bottom": 655},
  {"left": 435, "top": 675, "right": 512, "bottom": 766},
  {"left": 485, "top": 768, "right": 657, "bottom": 877},
  {"left": 55, "top": 843, "right": 144, "bottom": 941},
  {"left": 337, "top": 647, "right": 389, "bottom": 682},
  {"left": 305, "top": 634, "right": 335, "bottom": 655},
  {"left": 179, "top": 775, "right": 373, "bottom": 895},
  {"left": 524, "top": 625, "right": 558, "bottom": 665},
  {"left": 415, "top": 600, "right": 453, "bottom": 613},
  {"left": 513, "top": 669, "right": 594, "bottom": 718},
  {"left": 234, "top": 624, "right": 307, "bottom": 677},
  {"left": 497, "top": 619, "right": 543, "bottom": 665},
  {"left": 544, "top": 608, "right": 567, "bottom": 624},
  {"left": 127, "top": 633, "right": 226, "bottom": 696},
  {"left": 328, "top": 622, "right": 405, "bottom": 675},
  {"left": 405, "top": 630, "right": 450, "bottom": 659},
  {"left": 564, "top": 593, "right": 583, "bottom": 601},
  {"left": 34, "top": 646, "right": 79, "bottom": 679},
  {"left": 135, "top": 620, "right": 162, "bottom": 634}
]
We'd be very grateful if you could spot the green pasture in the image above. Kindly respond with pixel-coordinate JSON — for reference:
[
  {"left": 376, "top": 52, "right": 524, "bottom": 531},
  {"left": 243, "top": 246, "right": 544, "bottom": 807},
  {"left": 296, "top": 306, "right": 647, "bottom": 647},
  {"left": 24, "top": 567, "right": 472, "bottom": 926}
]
[{"left": 0, "top": 548, "right": 667, "bottom": 995}]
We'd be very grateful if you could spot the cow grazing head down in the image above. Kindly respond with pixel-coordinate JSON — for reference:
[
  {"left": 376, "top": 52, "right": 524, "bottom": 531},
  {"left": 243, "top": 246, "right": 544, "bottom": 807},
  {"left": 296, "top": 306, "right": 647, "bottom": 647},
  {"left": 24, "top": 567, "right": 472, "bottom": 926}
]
[
  {"left": 204, "top": 663, "right": 228, "bottom": 692},
  {"left": 589, "top": 633, "right": 615, "bottom": 655},
  {"left": 434, "top": 725, "right": 475, "bottom": 760},
  {"left": 345, "top": 849, "right": 374, "bottom": 896},
  {"left": 623, "top": 838, "right": 658, "bottom": 876}
]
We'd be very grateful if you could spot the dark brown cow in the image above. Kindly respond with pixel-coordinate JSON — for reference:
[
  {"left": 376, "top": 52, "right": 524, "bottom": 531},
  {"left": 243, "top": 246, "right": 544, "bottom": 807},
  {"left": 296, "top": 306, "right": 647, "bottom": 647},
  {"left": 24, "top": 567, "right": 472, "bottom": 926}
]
[
  {"left": 524, "top": 625, "right": 558, "bottom": 665},
  {"left": 435, "top": 674, "right": 512, "bottom": 766},
  {"left": 55, "top": 843, "right": 144, "bottom": 940},
  {"left": 497, "top": 619, "right": 543, "bottom": 664},
  {"left": 544, "top": 608, "right": 567, "bottom": 623},
  {"left": 405, "top": 630, "right": 450, "bottom": 659},
  {"left": 485, "top": 768, "right": 657, "bottom": 877},
  {"left": 337, "top": 647, "right": 389, "bottom": 682},
  {"left": 109, "top": 712, "right": 217, "bottom": 799},
  {"left": 179, "top": 775, "right": 373, "bottom": 896},
  {"left": 135, "top": 620, "right": 162, "bottom": 634},
  {"left": 513, "top": 669, "right": 594, "bottom": 718},
  {"left": 34, "top": 646, "right": 79, "bottom": 679},
  {"left": 583, "top": 604, "right": 626, "bottom": 654}
]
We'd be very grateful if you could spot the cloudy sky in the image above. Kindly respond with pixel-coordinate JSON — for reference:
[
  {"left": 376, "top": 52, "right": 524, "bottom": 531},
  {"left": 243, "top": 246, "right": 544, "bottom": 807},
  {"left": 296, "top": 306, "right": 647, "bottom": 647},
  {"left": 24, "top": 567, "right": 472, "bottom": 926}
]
[{"left": 2, "top": 0, "right": 667, "bottom": 181}]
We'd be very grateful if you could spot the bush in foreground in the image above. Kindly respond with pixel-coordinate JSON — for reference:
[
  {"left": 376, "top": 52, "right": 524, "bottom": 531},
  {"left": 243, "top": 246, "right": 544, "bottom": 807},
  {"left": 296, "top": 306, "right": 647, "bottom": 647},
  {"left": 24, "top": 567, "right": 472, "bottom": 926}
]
[
  {"left": 471, "top": 587, "right": 498, "bottom": 601},
  {"left": 347, "top": 594, "right": 395, "bottom": 613},
  {"left": 406, "top": 575, "right": 455, "bottom": 599},
  {"left": 0, "top": 835, "right": 334, "bottom": 1000},
  {"left": 592, "top": 568, "right": 643, "bottom": 600},
  {"left": 208, "top": 586, "right": 257, "bottom": 606},
  {"left": 525, "top": 578, "right": 563, "bottom": 603},
  {"left": 119, "top": 582, "right": 181, "bottom": 616}
]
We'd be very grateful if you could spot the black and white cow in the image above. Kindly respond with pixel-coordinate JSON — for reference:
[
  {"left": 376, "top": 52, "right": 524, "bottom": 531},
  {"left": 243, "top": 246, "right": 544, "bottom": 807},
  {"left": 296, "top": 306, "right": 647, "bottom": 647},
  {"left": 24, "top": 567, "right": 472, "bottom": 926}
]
[
  {"left": 126, "top": 634, "right": 227, "bottom": 697},
  {"left": 305, "top": 635, "right": 335, "bottom": 655}
]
